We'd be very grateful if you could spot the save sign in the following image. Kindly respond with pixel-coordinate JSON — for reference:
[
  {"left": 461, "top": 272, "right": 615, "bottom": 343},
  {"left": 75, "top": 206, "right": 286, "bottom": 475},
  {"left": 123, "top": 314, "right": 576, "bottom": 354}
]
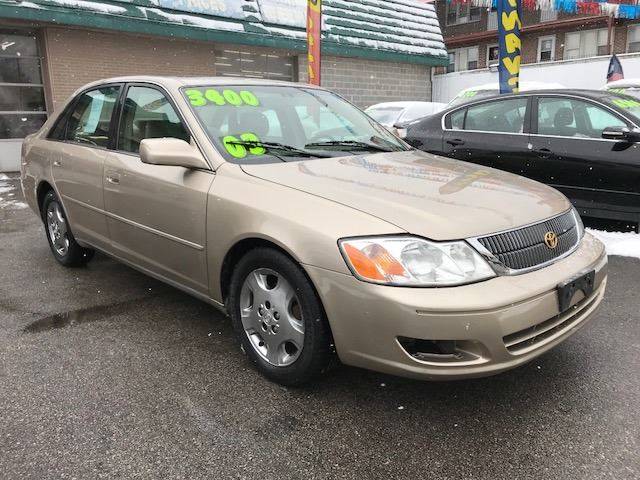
[{"left": 497, "top": 0, "right": 522, "bottom": 94}]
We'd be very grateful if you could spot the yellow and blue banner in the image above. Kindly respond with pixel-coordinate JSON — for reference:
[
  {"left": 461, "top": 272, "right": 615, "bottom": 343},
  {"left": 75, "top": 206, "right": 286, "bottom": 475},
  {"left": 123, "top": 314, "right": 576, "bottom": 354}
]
[{"left": 497, "top": 0, "right": 522, "bottom": 94}]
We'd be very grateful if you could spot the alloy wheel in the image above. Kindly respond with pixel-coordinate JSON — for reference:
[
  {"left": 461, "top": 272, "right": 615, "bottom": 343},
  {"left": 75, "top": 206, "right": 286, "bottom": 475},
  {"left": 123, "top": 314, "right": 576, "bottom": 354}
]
[{"left": 46, "top": 201, "right": 69, "bottom": 257}]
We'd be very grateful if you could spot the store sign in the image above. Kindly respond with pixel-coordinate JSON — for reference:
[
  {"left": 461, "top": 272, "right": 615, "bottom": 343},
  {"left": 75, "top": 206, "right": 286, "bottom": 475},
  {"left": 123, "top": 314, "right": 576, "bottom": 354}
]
[
  {"left": 257, "top": 0, "right": 307, "bottom": 28},
  {"left": 496, "top": 0, "right": 521, "bottom": 94},
  {"left": 157, "top": 0, "right": 245, "bottom": 19}
]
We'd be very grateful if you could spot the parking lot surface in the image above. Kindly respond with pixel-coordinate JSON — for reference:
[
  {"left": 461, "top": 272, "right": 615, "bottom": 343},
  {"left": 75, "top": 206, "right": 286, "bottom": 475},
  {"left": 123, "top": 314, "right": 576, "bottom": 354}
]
[{"left": 1, "top": 175, "right": 638, "bottom": 479}]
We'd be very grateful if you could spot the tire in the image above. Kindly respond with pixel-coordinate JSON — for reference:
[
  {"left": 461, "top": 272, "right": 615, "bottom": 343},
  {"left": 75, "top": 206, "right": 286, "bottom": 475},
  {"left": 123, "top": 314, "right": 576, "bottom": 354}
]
[
  {"left": 41, "top": 190, "right": 95, "bottom": 267},
  {"left": 228, "top": 247, "right": 333, "bottom": 386}
]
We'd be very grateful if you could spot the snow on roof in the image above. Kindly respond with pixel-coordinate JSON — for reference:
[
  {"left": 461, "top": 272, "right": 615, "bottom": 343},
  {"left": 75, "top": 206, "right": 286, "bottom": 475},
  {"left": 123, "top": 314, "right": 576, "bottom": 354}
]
[
  {"left": 603, "top": 79, "right": 640, "bottom": 89},
  {"left": 457, "top": 81, "right": 567, "bottom": 95},
  {"left": 20, "top": 0, "right": 446, "bottom": 61}
]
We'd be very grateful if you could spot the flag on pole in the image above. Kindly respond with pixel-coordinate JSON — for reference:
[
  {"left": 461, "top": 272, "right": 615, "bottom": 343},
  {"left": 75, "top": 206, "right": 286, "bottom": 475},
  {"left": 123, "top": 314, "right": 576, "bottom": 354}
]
[
  {"left": 306, "top": 0, "right": 322, "bottom": 86},
  {"left": 497, "top": 0, "right": 522, "bottom": 94},
  {"left": 607, "top": 54, "right": 624, "bottom": 83}
]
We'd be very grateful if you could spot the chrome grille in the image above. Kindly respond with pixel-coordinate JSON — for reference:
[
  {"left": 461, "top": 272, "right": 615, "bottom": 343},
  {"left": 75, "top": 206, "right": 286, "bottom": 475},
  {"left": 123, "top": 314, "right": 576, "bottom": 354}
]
[{"left": 477, "top": 210, "right": 579, "bottom": 271}]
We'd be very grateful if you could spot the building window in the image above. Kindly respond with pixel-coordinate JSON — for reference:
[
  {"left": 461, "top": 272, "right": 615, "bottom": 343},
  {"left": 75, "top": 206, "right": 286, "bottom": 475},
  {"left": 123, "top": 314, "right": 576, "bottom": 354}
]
[
  {"left": 448, "top": 47, "right": 479, "bottom": 72},
  {"left": 446, "top": 3, "right": 481, "bottom": 25},
  {"left": 487, "top": 45, "right": 500, "bottom": 66},
  {"left": 487, "top": 10, "right": 498, "bottom": 31},
  {"left": 538, "top": 36, "right": 556, "bottom": 62},
  {"left": 214, "top": 48, "right": 294, "bottom": 81},
  {"left": 628, "top": 25, "right": 640, "bottom": 53},
  {"left": 0, "top": 31, "right": 47, "bottom": 139},
  {"left": 564, "top": 29, "right": 609, "bottom": 60},
  {"left": 540, "top": 9, "right": 558, "bottom": 22}
]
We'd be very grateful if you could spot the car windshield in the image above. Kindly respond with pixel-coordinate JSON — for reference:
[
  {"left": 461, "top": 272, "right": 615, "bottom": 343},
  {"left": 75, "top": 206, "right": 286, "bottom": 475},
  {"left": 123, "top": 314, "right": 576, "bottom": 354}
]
[
  {"left": 366, "top": 107, "right": 403, "bottom": 125},
  {"left": 603, "top": 93, "right": 640, "bottom": 122},
  {"left": 182, "top": 85, "right": 409, "bottom": 164}
]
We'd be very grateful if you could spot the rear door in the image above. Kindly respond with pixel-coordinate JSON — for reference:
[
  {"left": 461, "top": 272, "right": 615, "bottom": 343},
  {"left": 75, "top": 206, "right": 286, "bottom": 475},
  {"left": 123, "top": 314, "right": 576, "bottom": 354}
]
[
  {"left": 441, "top": 97, "right": 532, "bottom": 174},
  {"left": 103, "top": 83, "right": 214, "bottom": 294},
  {"left": 529, "top": 95, "right": 640, "bottom": 220},
  {"left": 51, "top": 84, "right": 121, "bottom": 250}
]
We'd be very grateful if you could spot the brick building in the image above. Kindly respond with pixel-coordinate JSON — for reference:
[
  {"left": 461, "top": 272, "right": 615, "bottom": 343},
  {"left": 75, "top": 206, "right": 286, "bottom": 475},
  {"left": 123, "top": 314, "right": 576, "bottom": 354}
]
[
  {"left": 435, "top": 1, "right": 640, "bottom": 74},
  {"left": 0, "top": 0, "right": 447, "bottom": 171}
]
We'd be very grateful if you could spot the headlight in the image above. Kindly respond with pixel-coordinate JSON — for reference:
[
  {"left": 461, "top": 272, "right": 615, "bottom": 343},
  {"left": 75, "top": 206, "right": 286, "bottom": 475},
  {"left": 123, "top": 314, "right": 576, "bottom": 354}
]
[
  {"left": 339, "top": 236, "right": 496, "bottom": 287},
  {"left": 572, "top": 206, "right": 585, "bottom": 240}
]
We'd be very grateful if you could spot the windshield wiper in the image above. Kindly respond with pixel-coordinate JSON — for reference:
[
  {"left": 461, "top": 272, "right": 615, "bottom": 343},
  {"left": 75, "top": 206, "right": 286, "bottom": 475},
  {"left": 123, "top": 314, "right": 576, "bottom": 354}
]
[
  {"left": 225, "top": 140, "right": 332, "bottom": 159},
  {"left": 304, "top": 139, "right": 399, "bottom": 153}
]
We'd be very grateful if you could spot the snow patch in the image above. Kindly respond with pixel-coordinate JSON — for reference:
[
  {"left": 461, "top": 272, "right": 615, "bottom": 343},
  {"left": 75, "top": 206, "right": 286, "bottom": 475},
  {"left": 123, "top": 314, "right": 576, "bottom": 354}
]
[{"left": 587, "top": 228, "right": 640, "bottom": 259}]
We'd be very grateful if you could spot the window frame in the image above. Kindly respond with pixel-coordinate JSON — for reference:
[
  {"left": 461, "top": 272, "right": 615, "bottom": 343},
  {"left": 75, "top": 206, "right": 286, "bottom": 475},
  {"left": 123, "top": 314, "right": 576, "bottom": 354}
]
[
  {"left": 445, "top": 3, "right": 481, "bottom": 26},
  {"left": 112, "top": 82, "right": 204, "bottom": 165},
  {"left": 563, "top": 29, "right": 608, "bottom": 60},
  {"left": 530, "top": 94, "right": 633, "bottom": 139},
  {"left": 486, "top": 44, "right": 499, "bottom": 67},
  {"left": 627, "top": 25, "right": 640, "bottom": 53},
  {"left": 537, "top": 35, "right": 556, "bottom": 63},
  {"left": 46, "top": 83, "right": 123, "bottom": 150},
  {"left": 0, "top": 28, "right": 48, "bottom": 140},
  {"left": 443, "top": 96, "right": 533, "bottom": 135}
]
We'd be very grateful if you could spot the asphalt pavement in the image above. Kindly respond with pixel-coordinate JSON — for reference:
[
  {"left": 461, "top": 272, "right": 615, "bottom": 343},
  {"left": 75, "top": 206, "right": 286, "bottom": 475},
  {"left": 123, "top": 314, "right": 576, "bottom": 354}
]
[{"left": 1, "top": 174, "right": 638, "bottom": 479}]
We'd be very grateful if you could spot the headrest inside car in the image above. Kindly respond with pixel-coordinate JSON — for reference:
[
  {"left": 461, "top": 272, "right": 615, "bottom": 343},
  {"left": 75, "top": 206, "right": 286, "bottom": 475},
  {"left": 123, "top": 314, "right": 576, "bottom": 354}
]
[{"left": 554, "top": 107, "right": 574, "bottom": 128}]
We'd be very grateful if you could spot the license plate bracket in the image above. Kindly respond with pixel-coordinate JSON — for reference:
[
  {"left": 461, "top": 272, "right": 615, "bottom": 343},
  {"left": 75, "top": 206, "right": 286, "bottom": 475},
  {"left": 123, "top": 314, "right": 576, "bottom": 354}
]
[{"left": 557, "top": 270, "right": 595, "bottom": 313}]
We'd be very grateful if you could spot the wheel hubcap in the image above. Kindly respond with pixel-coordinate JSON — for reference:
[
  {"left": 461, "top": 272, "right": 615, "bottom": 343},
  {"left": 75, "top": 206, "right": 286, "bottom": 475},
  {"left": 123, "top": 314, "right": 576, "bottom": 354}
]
[
  {"left": 239, "top": 268, "right": 304, "bottom": 367},
  {"left": 46, "top": 201, "right": 69, "bottom": 256}
]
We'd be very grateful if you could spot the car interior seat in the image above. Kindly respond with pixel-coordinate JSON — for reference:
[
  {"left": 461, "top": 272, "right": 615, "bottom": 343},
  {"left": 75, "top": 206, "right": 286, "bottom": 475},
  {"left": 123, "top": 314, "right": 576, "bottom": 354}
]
[{"left": 553, "top": 107, "right": 577, "bottom": 137}]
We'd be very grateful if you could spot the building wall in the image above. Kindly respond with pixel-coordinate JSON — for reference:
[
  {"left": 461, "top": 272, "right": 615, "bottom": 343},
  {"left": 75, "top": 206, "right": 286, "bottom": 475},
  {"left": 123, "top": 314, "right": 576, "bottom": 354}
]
[
  {"left": 43, "top": 27, "right": 217, "bottom": 111},
  {"left": 298, "top": 55, "right": 432, "bottom": 108}
]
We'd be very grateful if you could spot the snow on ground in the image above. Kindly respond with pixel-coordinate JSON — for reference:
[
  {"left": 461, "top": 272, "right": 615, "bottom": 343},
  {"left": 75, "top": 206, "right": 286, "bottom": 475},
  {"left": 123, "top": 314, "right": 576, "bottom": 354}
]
[
  {"left": 587, "top": 228, "right": 640, "bottom": 259},
  {"left": 0, "top": 176, "right": 28, "bottom": 210}
]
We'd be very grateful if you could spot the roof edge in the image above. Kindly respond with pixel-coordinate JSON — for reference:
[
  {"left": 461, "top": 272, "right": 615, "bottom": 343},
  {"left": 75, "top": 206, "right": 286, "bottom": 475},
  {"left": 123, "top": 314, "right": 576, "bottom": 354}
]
[{"left": 0, "top": 3, "right": 448, "bottom": 66}]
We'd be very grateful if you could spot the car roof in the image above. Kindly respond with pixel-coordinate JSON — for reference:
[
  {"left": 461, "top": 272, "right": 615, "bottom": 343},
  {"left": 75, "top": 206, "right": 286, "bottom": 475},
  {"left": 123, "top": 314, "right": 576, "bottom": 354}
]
[
  {"left": 74, "top": 75, "right": 322, "bottom": 92},
  {"left": 446, "top": 89, "right": 625, "bottom": 108},
  {"left": 366, "top": 101, "right": 442, "bottom": 110}
]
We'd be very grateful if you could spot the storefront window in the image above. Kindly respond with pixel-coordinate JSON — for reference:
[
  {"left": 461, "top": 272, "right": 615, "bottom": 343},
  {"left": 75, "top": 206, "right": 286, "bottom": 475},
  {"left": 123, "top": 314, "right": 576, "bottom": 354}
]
[
  {"left": 214, "top": 48, "right": 294, "bottom": 81},
  {"left": 0, "top": 31, "right": 47, "bottom": 139}
]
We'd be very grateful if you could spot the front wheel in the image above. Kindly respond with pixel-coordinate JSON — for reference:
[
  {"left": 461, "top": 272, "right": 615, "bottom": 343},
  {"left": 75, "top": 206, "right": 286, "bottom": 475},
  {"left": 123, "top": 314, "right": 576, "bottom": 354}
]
[
  {"left": 228, "top": 248, "right": 333, "bottom": 386},
  {"left": 42, "top": 190, "right": 95, "bottom": 267}
]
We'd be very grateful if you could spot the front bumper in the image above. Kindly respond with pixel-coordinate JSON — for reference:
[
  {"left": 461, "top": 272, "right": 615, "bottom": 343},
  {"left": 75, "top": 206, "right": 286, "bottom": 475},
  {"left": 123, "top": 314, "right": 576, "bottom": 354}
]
[{"left": 306, "top": 233, "right": 607, "bottom": 380}]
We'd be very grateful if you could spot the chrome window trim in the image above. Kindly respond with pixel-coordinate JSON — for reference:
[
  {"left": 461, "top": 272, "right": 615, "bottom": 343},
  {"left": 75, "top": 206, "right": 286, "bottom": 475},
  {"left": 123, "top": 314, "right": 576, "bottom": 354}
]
[
  {"left": 466, "top": 208, "right": 583, "bottom": 276},
  {"left": 441, "top": 92, "right": 639, "bottom": 135}
]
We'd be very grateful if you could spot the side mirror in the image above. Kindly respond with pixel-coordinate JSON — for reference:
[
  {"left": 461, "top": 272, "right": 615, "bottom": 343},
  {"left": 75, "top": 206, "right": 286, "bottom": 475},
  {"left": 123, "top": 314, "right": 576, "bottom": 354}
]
[
  {"left": 140, "top": 138, "right": 209, "bottom": 170},
  {"left": 601, "top": 126, "right": 640, "bottom": 142}
]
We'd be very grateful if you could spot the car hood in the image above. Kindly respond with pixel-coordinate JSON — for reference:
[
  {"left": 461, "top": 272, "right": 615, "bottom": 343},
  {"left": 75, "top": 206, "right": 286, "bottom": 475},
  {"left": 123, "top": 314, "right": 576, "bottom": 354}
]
[{"left": 240, "top": 150, "right": 571, "bottom": 240}]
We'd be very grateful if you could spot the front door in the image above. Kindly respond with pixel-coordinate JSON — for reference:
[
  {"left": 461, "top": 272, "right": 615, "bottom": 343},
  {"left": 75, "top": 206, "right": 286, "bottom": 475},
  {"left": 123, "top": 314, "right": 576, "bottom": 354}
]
[
  {"left": 51, "top": 85, "right": 121, "bottom": 250},
  {"left": 103, "top": 84, "right": 214, "bottom": 294},
  {"left": 529, "top": 95, "right": 640, "bottom": 221}
]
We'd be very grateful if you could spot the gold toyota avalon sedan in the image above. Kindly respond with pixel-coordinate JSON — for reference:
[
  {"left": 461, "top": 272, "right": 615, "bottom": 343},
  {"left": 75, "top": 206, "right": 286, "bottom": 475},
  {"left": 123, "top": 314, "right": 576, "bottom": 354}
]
[{"left": 21, "top": 76, "right": 607, "bottom": 385}]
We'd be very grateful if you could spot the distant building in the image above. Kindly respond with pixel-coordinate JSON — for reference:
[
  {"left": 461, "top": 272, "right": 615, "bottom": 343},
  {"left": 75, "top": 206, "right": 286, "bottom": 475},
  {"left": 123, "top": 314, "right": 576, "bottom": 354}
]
[{"left": 432, "top": 1, "right": 640, "bottom": 101}]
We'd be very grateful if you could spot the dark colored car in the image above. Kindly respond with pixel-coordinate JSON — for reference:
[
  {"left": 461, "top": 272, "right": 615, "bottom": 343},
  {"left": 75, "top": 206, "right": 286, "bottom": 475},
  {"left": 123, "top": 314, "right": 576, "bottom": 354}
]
[{"left": 404, "top": 90, "right": 640, "bottom": 228}]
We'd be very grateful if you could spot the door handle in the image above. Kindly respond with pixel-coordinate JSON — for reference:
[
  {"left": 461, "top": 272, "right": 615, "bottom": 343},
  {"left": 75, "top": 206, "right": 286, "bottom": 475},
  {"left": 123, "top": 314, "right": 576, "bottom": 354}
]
[
  {"left": 106, "top": 174, "right": 120, "bottom": 185},
  {"left": 447, "top": 138, "right": 465, "bottom": 147},
  {"left": 53, "top": 160, "right": 62, "bottom": 167},
  {"left": 533, "top": 147, "right": 553, "bottom": 158}
]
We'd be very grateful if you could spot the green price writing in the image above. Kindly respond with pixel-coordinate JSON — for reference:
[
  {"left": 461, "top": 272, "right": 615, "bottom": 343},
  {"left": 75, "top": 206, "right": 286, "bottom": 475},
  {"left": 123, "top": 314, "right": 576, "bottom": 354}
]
[
  {"left": 222, "top": 132, "right": 266, "bottom": 159},
  {"left": 185, "top": 88, "right": 260, "bottom": 107},
  {"left": 612, "top": 98, "right": 640, "bottom": 109}
]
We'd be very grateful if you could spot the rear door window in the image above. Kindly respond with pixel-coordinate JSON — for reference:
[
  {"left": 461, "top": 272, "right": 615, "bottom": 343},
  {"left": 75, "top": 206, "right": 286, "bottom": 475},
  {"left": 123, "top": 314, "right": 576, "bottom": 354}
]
[
  {"left": 463, "top": 98, "right": 528, "bottom": 133},
  {"left": 65, "top": 86, "right": 121, "bottom": 148}
]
